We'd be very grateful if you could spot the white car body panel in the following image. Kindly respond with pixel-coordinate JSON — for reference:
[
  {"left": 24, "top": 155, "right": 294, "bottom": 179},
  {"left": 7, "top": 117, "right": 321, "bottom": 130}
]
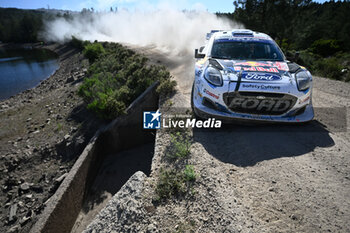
[{"left": 192, "top": 29, "right": 314, "bottom": 123}]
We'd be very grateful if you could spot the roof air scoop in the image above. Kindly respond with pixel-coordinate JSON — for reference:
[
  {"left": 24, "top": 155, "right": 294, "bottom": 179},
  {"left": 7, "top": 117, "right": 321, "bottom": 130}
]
[{"left": 232, "top": 29, "right": 254, "bottom": 37}]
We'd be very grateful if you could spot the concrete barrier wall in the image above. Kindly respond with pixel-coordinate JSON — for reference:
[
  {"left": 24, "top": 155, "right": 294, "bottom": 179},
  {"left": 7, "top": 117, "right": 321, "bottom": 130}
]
[{"left": 30, "top": 82, "right": 159, "bottom": 233}]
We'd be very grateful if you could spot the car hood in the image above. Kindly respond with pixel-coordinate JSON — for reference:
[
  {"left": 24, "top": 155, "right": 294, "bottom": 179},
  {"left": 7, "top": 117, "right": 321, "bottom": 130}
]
[{"left": 215, "top": 59, "right": 292, "bottom": 83}]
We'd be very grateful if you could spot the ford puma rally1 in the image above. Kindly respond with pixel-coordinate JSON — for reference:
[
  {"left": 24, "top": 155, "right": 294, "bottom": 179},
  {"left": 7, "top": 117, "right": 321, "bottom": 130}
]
[{"left": 192, "top": 29, "right": 314, "bottom": 123}]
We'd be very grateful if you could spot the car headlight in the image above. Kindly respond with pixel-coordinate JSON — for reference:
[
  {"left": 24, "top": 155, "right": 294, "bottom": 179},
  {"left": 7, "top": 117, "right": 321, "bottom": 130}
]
[
  {"left": 295, "top": 70, "right": 312, "bottom": 91},
  {"left": 204, "top": 66, "right": 223, "bottom": 86}
]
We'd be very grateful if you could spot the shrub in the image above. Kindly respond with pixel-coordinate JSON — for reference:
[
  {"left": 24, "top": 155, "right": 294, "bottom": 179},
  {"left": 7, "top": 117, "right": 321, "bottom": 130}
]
[
  {"left": 311, "top": 39, "right": 340, "bottom": 57},
  {"left": 156, "top": 78, "right": 177, "bottom": 96},
  {"left": 184, "top": 165, "right": 196, "bottom": 181},
  {"left": 83, "top": 42, "right": 105, "bottom": 63},
  {"left": 314, "top": 57, "right": 343, "bottom": 80},
  {"left": 79, "top": 43, "right": 176, "bottom": 119},
  {"left": 156, "top": 169, "right": 186, "bottom": 200},
  {"left": 298, "top": 51, "right": 319, "bottom": 72},
  {"left": 155, "top": 166, "right": 197, "bottom": 200},
  {"left": 167, "top": 132, "right": 191, "bottom": 160},
  {"left": 70, "top": 36, "right": 85, "bottom": 50}
]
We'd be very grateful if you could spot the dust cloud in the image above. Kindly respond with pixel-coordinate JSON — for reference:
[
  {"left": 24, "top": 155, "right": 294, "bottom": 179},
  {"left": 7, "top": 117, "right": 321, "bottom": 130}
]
[
  {"left": 43, "top": 7, "right": 241, "bottom": 54},
  {"left": 43, "top": 5, "right": 242, "bottom": 92}
]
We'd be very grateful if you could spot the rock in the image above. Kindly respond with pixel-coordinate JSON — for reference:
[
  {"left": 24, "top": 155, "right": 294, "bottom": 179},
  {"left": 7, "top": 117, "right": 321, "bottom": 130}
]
[
  {"left": 17, "top": 201, "right": 24, "bottom": 208},
  {"left": 64, "top": 134, "right": 70, "bottom": 140},
  {"left": 19, "top": 216, "right": 31, "bottom": 226},
  {"left": 66, "top": 76, "right": 75, "bottom": 83},
  {"left": 74, "top": 136, "right": 85, "bottom": 151},
  {"left": 26, "top": 209, "right": 33, "bottom": 218},
  {"left": 20, "top": 183, "right": 30, "bottom": 192},
  {"left": 55, "top": 173, "right": 68, "bottom": 184},
  {"left": 9, "top": 203, "right": 18, "bottom": 223},
  {"left": 290, "top": 214, "right": 299, "bottom": 221},
  {"left": 146, "top": 223, "right": 157, "bottom": 233},
  {"left": 83, "top": 171, "right": 147, "bottom": 233},
  {"left": 7, "top": 225, "right": 20, "bottom": 233}
]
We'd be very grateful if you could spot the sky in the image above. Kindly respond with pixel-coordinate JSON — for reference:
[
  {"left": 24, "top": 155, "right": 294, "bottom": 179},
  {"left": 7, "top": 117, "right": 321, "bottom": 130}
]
[{"left": 0, "top": 0, "right": 333, "bottom": 13}]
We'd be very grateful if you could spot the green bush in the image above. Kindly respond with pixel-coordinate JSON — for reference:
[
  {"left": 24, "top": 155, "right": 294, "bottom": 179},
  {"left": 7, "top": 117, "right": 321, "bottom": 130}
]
[
  {"left": 156, "top": 169, "right": 186, "bottom": 200},
  {"left": 83, "top": 42, "right": 105, "bottom": 63},
  {"left": 167, "top": 132, "right": 191, "bottom": 160},
  {"left": 70, "top": 36, "right": 85, "bottom": 50},
  {"left": 155, "top": 166, "right": 197, "bottom": 200},
  {"left": 184, "top": 165, "right": 196, "bottom": 182},
  {"left": 156, "top": 78, "right": 177, "bottom": 96},
  {"left": 79, "top": 43, "right": 176, "bottom": 119},
  {"left": 311, "top": 39, "right": 341, "bottom": 57},
  {"left": 298, "top": 51, "right": 319, "bottom": 72},
  {"left": 314, "top": 57, "right": 343, "bottom": 80}
]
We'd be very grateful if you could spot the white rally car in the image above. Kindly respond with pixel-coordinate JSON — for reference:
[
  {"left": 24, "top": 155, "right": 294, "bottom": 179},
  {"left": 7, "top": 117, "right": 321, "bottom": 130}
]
[{"left": 191, "top": 29, "right": 314, "bottom": 123}]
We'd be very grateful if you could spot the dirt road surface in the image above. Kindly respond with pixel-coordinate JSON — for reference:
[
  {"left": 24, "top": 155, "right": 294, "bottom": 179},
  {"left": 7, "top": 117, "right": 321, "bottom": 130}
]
[{"left": 134, "top": 46, "right": 350, "bottom": 232}]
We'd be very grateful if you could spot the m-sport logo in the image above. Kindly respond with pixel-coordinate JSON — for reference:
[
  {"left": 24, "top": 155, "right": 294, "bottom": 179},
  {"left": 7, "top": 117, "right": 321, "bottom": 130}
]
[
  {"left": 143, "top": 110, "right": 161, "bottom": 129},
  {"left": 243, "top": 72, "right": 282, "bottom": 81}
]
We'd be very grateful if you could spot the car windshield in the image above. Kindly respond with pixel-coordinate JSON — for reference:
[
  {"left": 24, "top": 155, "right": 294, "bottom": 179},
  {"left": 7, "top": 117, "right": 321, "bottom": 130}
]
[{"left": 210, "top": 40, "right": 284, "bottom": 61}]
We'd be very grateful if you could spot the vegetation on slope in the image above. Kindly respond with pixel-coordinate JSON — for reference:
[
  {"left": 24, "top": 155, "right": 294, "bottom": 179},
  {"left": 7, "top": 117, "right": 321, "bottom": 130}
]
[{"left": 78, "top": 41, "right": 176, "bottom": 119}]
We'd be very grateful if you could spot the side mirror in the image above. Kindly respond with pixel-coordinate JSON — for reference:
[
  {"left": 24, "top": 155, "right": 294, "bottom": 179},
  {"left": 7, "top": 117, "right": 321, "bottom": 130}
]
[
  {"left": 195, "top": 49, "right": 205, "bottom": 59},
  {"left": 199, "top": 46, "right": 205, "bottom": 53}
]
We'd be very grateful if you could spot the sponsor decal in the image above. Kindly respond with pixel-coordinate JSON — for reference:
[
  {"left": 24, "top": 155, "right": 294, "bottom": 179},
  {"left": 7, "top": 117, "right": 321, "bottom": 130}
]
[
  {"left": 143, "top": 110, "right": 161, "bottom": 129},
  {"left": 196, "top": 86, "right": 202, "bottom": 97},
  {"left": 231, "top": 61, "right": 289, "bottom": 72},
  {"left": 243, "top": 72, "right": 282, "bottom": 81},
  {"left": 229, "top": 98, "right": 291, "bottom": 112},
  {"left": 232, "top": 66, "right": 279, "bottom": 73},
  {"left": 204, "top": 88, "right": 219, "bottom": 99},
  {"left": 274, "top": 62, "right": 289, "bottom": 71},
  {"left": 235, "top": 61, "right": 270, "bottom": 67},
  {"left": 196, "top": 57, "right": 208, "bottom": 65},
  {"left": 144, "top": 110, "right": 222, "bottom": 129},
  {"left": 256, "top": 96, "right": 266, "bottom": 100},
  {"left": 256, "top": 67, "right": 279, "bottom": 73},
  {"left": 241, "top": 83, "right": 281, "bottom": 90},
  {"left": 299, "top": 96, "right": 310, "bottom": 104}
]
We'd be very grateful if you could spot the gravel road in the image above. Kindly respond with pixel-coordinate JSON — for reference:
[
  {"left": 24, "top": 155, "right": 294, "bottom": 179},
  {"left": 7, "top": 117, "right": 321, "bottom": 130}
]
[{"left": 134, "top": 47, "right": 350, "bottom": 232}]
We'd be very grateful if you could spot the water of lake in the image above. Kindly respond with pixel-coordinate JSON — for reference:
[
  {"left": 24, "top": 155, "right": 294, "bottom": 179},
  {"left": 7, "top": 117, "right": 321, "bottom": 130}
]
[{"left": 0, "top": 48, "right": 59, "bottom": 100}]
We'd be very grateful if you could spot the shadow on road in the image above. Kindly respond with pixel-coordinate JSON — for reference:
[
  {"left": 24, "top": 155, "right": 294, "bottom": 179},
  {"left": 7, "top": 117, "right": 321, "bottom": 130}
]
[{"left": 193, "top": 120, "right": 335, "bottom": 167}]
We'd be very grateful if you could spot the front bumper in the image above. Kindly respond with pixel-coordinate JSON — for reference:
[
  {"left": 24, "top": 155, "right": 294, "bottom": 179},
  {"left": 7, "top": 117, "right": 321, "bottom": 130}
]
[
  {"left": 193, "top": 102, "right": 314, "bottom": 123},
  {"left": 192, "top": 87, "right": 314, "bottom": 123}
]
